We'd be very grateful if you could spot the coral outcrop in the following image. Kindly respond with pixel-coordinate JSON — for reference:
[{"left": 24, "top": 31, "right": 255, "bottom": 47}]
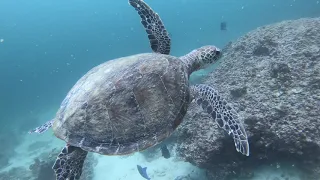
[{"left": 176, "top": 17, "right": 320, "bottom": 179}]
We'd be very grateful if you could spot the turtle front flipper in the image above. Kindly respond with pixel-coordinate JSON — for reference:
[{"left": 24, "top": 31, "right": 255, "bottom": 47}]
[
  {"left": 53, "top": 145, "right": 88, "bottom": 180},
  {"left": 129, "top": 0, "right": 171, "bottom": 55},
  {"left": 28, "top": 119, "right": 54, "bottom": 134},
  {"left": 190, "top": 84, "right": 250, "bottom": 156}
]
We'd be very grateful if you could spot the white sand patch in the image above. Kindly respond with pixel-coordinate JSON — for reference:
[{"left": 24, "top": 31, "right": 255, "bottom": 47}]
[{"left": 93, "top": 151, "right": 207, "bottom": 180}]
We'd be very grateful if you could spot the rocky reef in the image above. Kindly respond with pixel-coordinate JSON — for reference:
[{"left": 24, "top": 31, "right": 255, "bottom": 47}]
[
  {"left": 176, "top": 17, "right": 320, "bottom": 179},
  {"left": 0, "top": 148, "right": 97, "bottom": 180}
]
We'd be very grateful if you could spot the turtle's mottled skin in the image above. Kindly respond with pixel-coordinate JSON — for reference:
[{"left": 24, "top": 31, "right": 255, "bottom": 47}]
[
  {"left": 29, "top": 0, "right": 250, "bottom": 179},
  {"left": 54, "top": 53, "right": 190, "bottom": 155}
]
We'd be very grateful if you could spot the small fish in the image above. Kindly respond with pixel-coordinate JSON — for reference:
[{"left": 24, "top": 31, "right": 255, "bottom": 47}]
[
  {"left": 160, "top": 144, "right": 170, "bottom": 159},
  {"left": 137, "top": 165, "right": 151, "bottom": 180},
  {"left": 220, "top": 21, "right": 227, "bottom": 31}
]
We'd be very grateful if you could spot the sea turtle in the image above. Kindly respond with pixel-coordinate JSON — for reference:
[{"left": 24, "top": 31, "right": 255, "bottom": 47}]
[{"left": 29, "top": 0, "right": 250, "bottom": 179}]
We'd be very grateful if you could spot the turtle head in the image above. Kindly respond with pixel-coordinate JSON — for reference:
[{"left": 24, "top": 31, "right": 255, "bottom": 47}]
[
  {"left": 196, "top": 45, "right": 221, "bottom": 66},
  {"left": 180, "top": 45, "right": 222, "bottom": 75}
]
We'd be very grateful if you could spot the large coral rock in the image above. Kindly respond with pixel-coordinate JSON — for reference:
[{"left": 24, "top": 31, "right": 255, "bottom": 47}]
[{"left": 176, "top": 17, "right": 320, "bottom": 179}]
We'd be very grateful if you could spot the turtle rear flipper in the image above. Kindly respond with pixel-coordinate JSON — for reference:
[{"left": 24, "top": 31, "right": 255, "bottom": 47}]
[
  {"left": 53, "top": 145, "right": 88, "bottom": 180},
  {"left": 28, "top": 119, "right": 54, "bottom": 134},
  {"left": 190, "top": 84, "right": 250, "bottom": 156},
  {"left": 129, "top": 0, "right": 171, "bottom": 55}
]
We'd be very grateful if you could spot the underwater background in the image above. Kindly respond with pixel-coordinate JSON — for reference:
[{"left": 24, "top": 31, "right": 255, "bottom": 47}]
[{"left": 0, "top": 0, "right": 320, "bottom": 180}]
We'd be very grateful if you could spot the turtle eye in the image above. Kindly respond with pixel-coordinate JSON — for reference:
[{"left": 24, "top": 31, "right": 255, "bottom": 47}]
[{"left": 215, "top": 49, "right": 221, "bottom": 56}]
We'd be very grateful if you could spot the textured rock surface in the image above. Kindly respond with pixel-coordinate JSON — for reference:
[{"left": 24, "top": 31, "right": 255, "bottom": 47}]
[{"left": 176, "top": 17, "right": 320, "bottom": 179}]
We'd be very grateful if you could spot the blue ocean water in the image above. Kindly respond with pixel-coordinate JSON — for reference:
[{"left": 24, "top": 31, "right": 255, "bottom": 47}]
[{"left": 0, "top": 0, "right": 319, "bottom": 180}]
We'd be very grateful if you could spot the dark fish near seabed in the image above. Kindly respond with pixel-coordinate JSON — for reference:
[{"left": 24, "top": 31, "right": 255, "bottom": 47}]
[
  {"left": 137, "top": 165, "right": 151, "bottom": 180},
  {"left": 161, "top": 144, "right": 171, "bottom": 159},
  {"left": 220, "top": 21, "right": 227, "bottom": 31}
]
